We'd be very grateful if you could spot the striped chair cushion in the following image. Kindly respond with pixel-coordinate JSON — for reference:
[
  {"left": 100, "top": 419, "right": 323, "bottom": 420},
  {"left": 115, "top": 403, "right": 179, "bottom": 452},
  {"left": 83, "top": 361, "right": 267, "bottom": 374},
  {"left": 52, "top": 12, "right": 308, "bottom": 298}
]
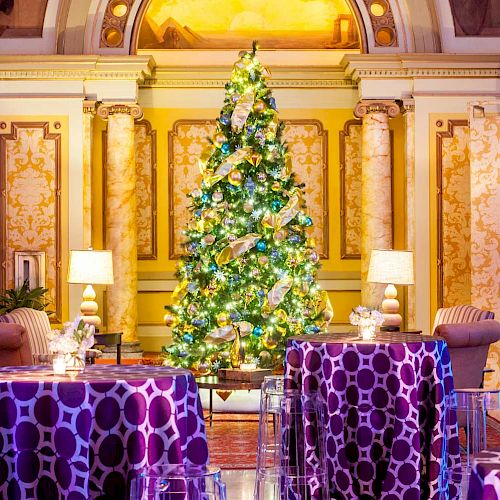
[
  {"left": 0, "top": 308, "right": 50, "bottom": 355},
  {"left": 433, "top": 305, "right": 495, "bottom": 335}
]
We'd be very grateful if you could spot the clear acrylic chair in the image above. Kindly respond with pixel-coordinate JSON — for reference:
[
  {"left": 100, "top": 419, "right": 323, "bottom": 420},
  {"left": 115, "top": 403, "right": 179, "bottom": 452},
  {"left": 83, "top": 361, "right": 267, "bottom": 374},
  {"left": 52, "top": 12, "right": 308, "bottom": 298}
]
[
  {"left": 255, "top": 376, "right": 328, "bottom": 499},
  {"left": 130, "top": 464, "right": 226, "bottom": 500},
  {"left": 442, "top": 389, "right": 500, "bottom": 499}
]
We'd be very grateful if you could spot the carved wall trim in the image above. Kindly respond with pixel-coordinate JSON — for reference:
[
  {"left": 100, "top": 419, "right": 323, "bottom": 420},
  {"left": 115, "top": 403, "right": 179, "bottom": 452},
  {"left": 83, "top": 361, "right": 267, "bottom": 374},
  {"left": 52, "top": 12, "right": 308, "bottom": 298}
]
[
  {"left": 97, "top": 102, "right": 143, "bottom": 120},
  {"left": 100, "top": 0, "right": 137, "bottom": 48},
  {"left": 102, "top": 119, "right": 157, "bottom": 259},
  {"left": 436, "top": 119, "right": 469, "bottom": 309},
  {"left": 0, "top": 122, "right": 62, "bottom": 322},
  {"left": 354, "top": 100, "right": 400, "bottom": 118},
  {"left": 339, "top": 119, "right": 362, "bottom": 259},
  {"left": 168, "top": 118, "right": 329, "bottom": 260}
]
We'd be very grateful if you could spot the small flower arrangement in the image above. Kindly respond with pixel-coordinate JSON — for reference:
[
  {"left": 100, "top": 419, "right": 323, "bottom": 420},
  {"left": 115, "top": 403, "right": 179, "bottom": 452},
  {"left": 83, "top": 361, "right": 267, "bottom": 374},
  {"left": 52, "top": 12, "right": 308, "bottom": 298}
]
[
  {"left": 47, "top": 317, "right": 95, "bottom": 370},
  {"left": 349, "top": 306, "right": 384, "bottom": 328}
]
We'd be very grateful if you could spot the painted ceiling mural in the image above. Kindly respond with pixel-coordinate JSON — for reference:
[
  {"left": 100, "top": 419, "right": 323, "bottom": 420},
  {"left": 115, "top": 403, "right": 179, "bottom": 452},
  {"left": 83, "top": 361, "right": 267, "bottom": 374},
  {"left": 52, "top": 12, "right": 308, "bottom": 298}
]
[{"left": 138, "top": 0, "right": 360, "bottom": 49}]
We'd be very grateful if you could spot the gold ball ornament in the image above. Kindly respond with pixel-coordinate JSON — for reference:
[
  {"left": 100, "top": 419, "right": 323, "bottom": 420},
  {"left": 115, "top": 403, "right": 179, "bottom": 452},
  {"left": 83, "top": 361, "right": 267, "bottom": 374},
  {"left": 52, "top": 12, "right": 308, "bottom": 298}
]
[
  {"left": 250, "top": 153, "right": 262, "bottom": 167},
  {"left": 214, "top": 132, "right": 227, "bottom": 147},
  {"left": 276, "top": 326, "right": 287, "bottom": 336},
  {"left": 271, "top": 181, "right": 281, "bottom": 192},
  {"left": 259, "top": 350, "right": 272, "bottom": 368},
  {"left": 201, "top": 288, "right": 210, "bottom": 297},
  {"left": 323, "top": 308, "right": 334, "bottom": 323},
  {"left": 228, "top": 169, "right": 243, "bottom": 186},
  {"left": 254, "top": 100, "right": 266, "bottom": 113},
  {"left": 273, "top": 230, "right": 287, "bottom": 242},
  {"left": 306, "top": 237, "right": 316, "bottom": 248},
  {"left": 217, "top": 312, "right": 231, "bottom": 327},
  {"left": 203, "top": 209, "right": 217, "bottom": 221},
  {"left": 187, "top": 303, "right": 198, "bottom": 315},
  {"left": 197, "top": 361, "right": 211, "bottom": 376},
  {"left": 262, "top": 331, "right": 279, "bottom": 350},
  {"left": 258, "top": 256, "right": 268, "bottom": 266},
  {"left": 243, "top": 202, "right": 253, "bottom": 213},
  {"left": 275, "top": 309, "right": 288, "bottom": 324},
  {"left": 296, "top": 282, "right": 309, "bottom": 297},
  {"left": 163, "top": 313, "right": 178, "bottom": 328},
  {"left": 203, "top": 234, "right": 216, "bottom": 245}
]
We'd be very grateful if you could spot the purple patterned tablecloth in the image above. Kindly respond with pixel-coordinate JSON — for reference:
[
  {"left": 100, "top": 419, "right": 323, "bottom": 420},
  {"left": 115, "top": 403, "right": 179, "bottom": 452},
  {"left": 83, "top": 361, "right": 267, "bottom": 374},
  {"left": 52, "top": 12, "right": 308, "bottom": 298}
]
[
  {"left": 468, "top": 449, "right": 500, "bottom": 499},
  {"left": 285, "top": 332, "right": 460, "bottom": 500},
  {"left": 0, "top": 364, "right": 208, "bottom": 499}
]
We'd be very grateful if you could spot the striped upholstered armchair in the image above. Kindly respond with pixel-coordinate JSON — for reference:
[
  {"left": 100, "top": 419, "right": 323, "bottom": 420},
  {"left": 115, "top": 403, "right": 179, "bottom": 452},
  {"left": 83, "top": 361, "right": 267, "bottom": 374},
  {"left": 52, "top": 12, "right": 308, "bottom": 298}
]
[
  {"left": 432, "top": 304, "right": 495, "bottom": 335},
  {"left": 0, "top": 307, "right": 51, "bottom": 359},
  {"left": 433, "top": 305, "right": 499, "bottom": 390}
]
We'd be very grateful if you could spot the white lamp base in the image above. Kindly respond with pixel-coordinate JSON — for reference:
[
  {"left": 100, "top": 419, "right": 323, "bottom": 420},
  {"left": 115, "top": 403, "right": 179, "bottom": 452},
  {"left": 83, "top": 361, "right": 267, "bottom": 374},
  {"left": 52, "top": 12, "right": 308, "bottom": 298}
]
[
  {"left": 381, "top": 284, "right": 401, "bottom": 331},
  {"left": 80, "top": 284, "right": 102, "bottom": 329}
]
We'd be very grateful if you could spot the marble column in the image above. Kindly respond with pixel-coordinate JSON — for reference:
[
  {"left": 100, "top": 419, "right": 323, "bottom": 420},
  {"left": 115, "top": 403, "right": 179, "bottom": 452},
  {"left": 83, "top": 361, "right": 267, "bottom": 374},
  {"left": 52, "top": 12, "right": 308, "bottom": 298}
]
[
  {"left": 97, "top": 103, "right": 142, "bottom": 343},
  {"left": 402, "top": 100, "right": 416, "bottom": 328},
  {"left": 82, "top": 100, "right": 96, "bottom": 249},
  {"left": 354, "top": 100, "right": 400, "bottom": 307}
]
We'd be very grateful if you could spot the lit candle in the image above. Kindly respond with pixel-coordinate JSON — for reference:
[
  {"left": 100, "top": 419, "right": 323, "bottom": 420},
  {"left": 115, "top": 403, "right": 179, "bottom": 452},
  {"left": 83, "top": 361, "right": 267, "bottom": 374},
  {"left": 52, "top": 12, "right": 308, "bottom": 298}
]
[{"left": 53, "top": 355, "right": 66, "bottom": 375}]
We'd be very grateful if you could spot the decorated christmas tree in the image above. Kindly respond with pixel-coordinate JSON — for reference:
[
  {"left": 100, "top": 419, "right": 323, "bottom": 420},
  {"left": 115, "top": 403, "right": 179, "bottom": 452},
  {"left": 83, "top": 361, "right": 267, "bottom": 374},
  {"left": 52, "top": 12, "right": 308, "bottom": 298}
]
[{"left": 163, "top": 44, "right": 333, "bottom": 374}]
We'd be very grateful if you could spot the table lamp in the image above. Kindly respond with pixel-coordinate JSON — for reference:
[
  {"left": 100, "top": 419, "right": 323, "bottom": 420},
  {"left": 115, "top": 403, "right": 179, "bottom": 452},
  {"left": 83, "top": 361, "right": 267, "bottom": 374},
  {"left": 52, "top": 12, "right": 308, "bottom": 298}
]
[
  {"left": 67, "top": 249, "right": 114, "bottom": 329},
  {"left": 367, "top": 249, "right": 414, "bottom": 331}
]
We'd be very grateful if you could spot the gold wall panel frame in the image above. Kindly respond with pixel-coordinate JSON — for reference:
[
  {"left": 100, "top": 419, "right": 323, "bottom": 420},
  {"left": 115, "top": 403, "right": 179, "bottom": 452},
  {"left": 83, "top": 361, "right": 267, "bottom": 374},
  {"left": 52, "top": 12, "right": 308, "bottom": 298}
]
[
  {"left": 168, "top": 118, "right": 329, "bottom": 260},
  {"left": 102, "top": 119, "right": 158, "bottom": 259},
  {"left": 0, "top": 122, "right": 62, "bottom": 322},
  {"left": 436, "top": 119, "right": 470, "bottom": 309}
]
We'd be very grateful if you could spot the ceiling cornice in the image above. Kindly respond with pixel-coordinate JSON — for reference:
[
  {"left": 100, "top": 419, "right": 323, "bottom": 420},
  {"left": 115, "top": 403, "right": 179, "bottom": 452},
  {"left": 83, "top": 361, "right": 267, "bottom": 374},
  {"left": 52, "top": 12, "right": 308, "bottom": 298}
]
[
  {"left": 342, "top": 54, "right": 500, "bottom": 81},
  {"left": 0, "top": 55, "right": 156, "bottom": 81}
]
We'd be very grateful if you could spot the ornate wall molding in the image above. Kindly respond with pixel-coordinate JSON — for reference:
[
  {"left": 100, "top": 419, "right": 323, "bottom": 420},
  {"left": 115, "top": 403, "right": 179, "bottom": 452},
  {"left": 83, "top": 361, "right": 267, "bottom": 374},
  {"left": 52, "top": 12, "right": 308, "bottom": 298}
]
[
  {"left": 435, "top": 119, "right": 470, "bottom": 309},
  {"left": 354, "top": 100, "right": 400, "bottom": 118},
  {"left": 339, "top": 119, "right": 362, "bottom": 259},
  {"left": 168, "top": 119, "right": 329, "bottom": 260},
  {"left": 360, "top": 0, "right": 398, "bottom": 47},
  {"left": 97, "top": 102, "right": 143, "bottom": 120},
  {"left": 0, "top": 122, "right": 62, "bottom": 321},
  {"left": 102, "top": 119, "right": 157, "bottom": 259}
]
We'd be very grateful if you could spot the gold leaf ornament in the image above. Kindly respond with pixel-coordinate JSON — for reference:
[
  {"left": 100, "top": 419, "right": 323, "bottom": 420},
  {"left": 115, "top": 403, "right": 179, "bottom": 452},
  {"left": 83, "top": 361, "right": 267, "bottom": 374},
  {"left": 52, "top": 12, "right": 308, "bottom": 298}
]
[
  {"left": 268, "top": 278, "right": 293, "bottom": 310},
  {"left": 231, "top": 92, "right": 255, "bottom": 132},
  {"left": 216, "top": 233, "right": 261, "bottom": 266},
  {"left": 172, "top": 280, "right": 188, "bottom": 304},
  {"left": 203, "top": 148, "right": 251, "bottom": 188}
]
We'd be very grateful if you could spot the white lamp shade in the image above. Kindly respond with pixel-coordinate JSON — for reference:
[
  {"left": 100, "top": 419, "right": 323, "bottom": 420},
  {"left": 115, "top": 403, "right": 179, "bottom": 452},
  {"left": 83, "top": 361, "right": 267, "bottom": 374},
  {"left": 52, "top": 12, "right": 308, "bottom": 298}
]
[
  {"left": 367, "top": 249, "right": 414, "bottom": 285},
  {"left": 67, "top": 250, "right": 114, "bottom": 285}
]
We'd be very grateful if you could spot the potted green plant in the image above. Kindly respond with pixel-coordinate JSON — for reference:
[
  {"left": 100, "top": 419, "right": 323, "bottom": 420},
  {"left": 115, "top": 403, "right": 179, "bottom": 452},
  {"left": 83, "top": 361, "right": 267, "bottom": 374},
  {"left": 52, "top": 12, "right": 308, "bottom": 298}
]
[{"left": 0, "top": 280, "right": 52, "bottom": 315}]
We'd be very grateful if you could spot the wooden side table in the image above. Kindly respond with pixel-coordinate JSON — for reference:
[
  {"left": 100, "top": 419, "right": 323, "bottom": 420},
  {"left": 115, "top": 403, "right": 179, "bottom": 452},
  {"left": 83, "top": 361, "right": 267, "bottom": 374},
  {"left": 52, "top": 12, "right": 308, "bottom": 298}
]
[{"left": 195, "top": 375, "right": 262, "bottom": 427}]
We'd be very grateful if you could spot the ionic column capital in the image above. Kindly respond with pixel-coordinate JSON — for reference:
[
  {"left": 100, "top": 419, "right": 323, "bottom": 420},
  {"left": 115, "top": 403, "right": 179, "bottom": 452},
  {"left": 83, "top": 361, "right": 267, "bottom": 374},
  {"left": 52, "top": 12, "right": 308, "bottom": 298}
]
[
  {"left": 97, "top": 102, "right": 143, "bottom": 120},
  {"left": 399, "top": 99, "right": 415, "bottom": 114},
  {"left": 354, "top": 100, "right": 400, "bottom": 119},
  {"left": 83, "top": 100, "right": 97, "bottom": 115}
]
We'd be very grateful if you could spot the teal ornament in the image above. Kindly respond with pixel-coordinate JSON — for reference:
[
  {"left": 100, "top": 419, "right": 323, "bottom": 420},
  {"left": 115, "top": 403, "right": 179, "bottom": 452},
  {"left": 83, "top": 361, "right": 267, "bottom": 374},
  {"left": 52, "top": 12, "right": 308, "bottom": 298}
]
[
  {"left": 256, "top": 240, "right": 267, "bottom": 252},
  {"left": 201, "top": 193, "right": 210, "bottom": 203},
  {"left": 183, "top": 333, "right": 194, "bottom": 343},
  {"left": 221, "top": 143, "right": 230, "bottom": 154},
  {"left": 272, "top": 200, "right": 282, "bottom": 212},
  {"left": 252, "top": 326, "right": 263, "bottom": 337},
  {"left": 304, "top": 216, "right": 313, "bottom": 227}
]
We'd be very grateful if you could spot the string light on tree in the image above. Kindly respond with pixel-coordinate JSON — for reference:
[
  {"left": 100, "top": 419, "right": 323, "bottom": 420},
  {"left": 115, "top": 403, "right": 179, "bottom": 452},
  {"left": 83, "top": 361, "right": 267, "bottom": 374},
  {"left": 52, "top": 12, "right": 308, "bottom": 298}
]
[{"left": 162, "top": 42, "right": 333, "bottom": 374}]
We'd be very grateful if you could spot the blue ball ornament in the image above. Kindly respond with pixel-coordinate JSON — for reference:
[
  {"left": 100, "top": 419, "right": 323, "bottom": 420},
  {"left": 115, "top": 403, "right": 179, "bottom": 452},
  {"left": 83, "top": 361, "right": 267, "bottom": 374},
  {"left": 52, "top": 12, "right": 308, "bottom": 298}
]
[
  {"left": 209, "top": 263, "right": 218, "bottom": 272},
  {"left": 201, "top": 193, "right": 210, "bottom": 203},
  {"left": 305, "top": 325, "right": 321, "bottom": 334},
  {"left": 272, "top": 200, "right": 282, "bottom": 212},
  {"left": 252, "top": 326, "right": 263, "bottom": 337},
  {"left": 192, "top": 319, "right": 206, "bottom": 327},
  {"left": 304, "top": 216, "right": 313, "bottom": 227},
  {"left": 289, "top": 235, "right": 300, "bottom": 244},
  {"left": 229, "top": 312, "right": 241, "bottom": 322},
  {"left": 221, "top": 143, "right": 230, "bottom": 155},
  {"left": 304, "top": 274, "right": 313, "bottom": 283},
  {"left": 256, "top": 240, "right": 267, "bottom": 252},
  {"left": 269, "top": 97, "right": 277, "bottom": 110},
  {"left": 194, "top": 210, "right": 202, "bottom": 217},
  {"left": 183, "top": 333, "right": 194, "bottom": 343},
  {"left": 257, "top": 289, "right": 265, "bottom": 298},
  {"left": 178, "top": 351, "right": 188, "bottom": 358},
  {"left": 220, "top": 114, "right": 230, "bottom": 125}
]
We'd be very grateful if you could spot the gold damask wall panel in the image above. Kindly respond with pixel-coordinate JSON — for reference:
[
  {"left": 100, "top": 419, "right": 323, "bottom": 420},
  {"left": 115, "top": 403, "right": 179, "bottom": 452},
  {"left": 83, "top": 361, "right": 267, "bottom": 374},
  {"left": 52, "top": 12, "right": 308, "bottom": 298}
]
[
  {"left": 469, "top": 104, "right": 500, "bottom": 317},
  {"left": 0, "top": 122, "right": 61, "bottom": 320},
  {"left": 339, "top": 119, "right": 362, "bottom": 259},
  {"left": 103, "top": 120, "right": 157, "bottom": 259},
  {"left": 436, "top": 120, "right": 471, "bottom": 308},
  {"left": 168, "top": 119, "right": 328, "bottom": 259}
]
